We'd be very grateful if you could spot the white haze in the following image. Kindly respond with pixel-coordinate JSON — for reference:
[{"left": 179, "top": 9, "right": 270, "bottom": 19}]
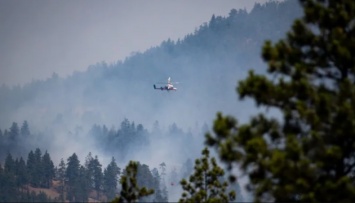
[
  {"left": 0, "top": 0, "right": 300, "bottom": 202},
  {"left": 0, "top": 0, "right": 270, "bottom": 86}
]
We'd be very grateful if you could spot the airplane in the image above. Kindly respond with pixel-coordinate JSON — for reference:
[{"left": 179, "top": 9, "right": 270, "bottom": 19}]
[{"left": 153, "top": 77, "right": 178, "bottom": 91}]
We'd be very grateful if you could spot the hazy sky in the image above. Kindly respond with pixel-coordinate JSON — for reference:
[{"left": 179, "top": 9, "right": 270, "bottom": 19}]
[{"left": 0, "top": 0, "right": 270, "bottom": 86}]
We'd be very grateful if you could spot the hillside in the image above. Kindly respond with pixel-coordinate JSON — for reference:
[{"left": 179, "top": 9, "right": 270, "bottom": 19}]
[
  {"left": 0, "top": 1, "right": 303, "bottom": 202},
  {"left": 0, "top": 0, "right": 301, "bottom": 132},
  {"left": 26, "top": 180, "right": 105, "bottom": 202}
]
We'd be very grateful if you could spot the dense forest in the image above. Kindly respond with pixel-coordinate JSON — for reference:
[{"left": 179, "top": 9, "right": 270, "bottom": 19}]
[
  {"left": 0, "top": 121, "right": 242, "bottom": 202},
  {"left": 0, "top": 146, "right": 242, "bottom": 202},
  {"left": 0, "top": 147, "right": 154, "bottom": 202},
  {"left": 0, "top": 119, "right": 205, "bottom": 171},
  {"left": 0, "top": 0, "right": 302, "bottom": 131},
  {"left": 0, "top": 0, "right": 303, "bottom": 202}
]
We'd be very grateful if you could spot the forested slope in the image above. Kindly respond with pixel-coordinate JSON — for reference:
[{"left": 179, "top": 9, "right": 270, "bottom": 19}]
[
  {"left": 0, "top": 0, "right": 302, "bottom": 132},
  {"left": 0, "top": 1, "right": 302, "bottom": 202}
]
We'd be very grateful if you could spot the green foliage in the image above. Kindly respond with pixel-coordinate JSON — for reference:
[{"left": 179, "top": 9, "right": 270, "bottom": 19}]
[
  {"left": 42, "top": 150, "right": 55, "bottom": 188},
  {"left": 75, "top": 165, "right": 91, "bottom": 202},
  {"left": 86, "top": 154, "right": 104, "bottom": 199},
  {"left": 1, "top": 149, "right": 126, "bottom": 202},
  {"left": 1, "top": 158, "right": 17, "bottom": 202},
  {"left": 104, "top": 157, "right": 121, "bottom": 201},
  {"left": 16, "top": 157, "right": 28, "bottom": 186},
  {"left": 179, "top": 147, "right": 236, "bottom": 203},
  {"left": 34, "top": 148, "right": 43, "bottom": 187},
  {"left": 66, "top": 153, "right": 80, "bottom": 202},
  {"left": 111, "top": 161, "right": 154, "bottom": 203},
  {"left": 136, "top": 163, "right": 155, "bottom": 202},
  {"left": 206, "top": 0, "right": 355, "bottom": 202},
  {"left": 0, "top": 157, "right": 55, "bottom": 202},
  {"left": 26, "top": 150, "right": 37, "bottom": 186},
  {"left": 57, "top": 158, "right": 66, "bottom": 201},
  {"left": 24, "top": 148, "right": 54, "bottom": 188}
]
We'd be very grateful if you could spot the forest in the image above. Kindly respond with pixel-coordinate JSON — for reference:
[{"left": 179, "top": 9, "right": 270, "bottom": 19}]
[
  {"left": 0, "top": 0, "right": 302, "bottom": 132},
  {"left": 0, "top": 0, "right": 326, "bottom": 202},
  {"left": 0, "top": 120, "right": 242, "bottom": 202},
  {"left": 0, "top": 119, "right": 242, "bottom": 202},
  {"left": 2, "top": 0, "right": 355, "bottom": 202},
  {"left": 0, "top": 146, "right": 156, "bottom": 202}
]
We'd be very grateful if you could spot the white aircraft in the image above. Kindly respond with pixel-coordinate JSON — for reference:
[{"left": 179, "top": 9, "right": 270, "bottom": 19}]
[{"left": 153, "top": 77, "right": 178, "bottom": 91}]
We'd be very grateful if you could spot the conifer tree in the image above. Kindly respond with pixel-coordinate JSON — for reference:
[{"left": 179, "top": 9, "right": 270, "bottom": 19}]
[
  {"left": 2, "top": 153, "right": 17, "bottom": 201},
  {"left": 76, "top": 165, "right": 91, "bottom": 202},
  {"left": 9, "top": 122, "right": 19, "bottom": 142},
  {"left": 33, "top": 148, "right": 43, "bottom": 187},
  {"left": 93, "top": 155, "right": 103, "bottom": 200},
  {"left": 20, "top": 120, "right": 30, "bottom": 137},
  {"left": 26, "top": 150, "right": 36, "bottom": 187},
  {"left": 86, "top": 154, "right": 104, "bottom": 199},
  {"left": 136, "top": 163, "right": 155, "bottom": 202},
  {"left": 42, "top": 150, "right": 55, "bottom": 188},
  {"left": 104, "top": 157, "right": 121, "bottom": 201},
  {"left": 66, "top": 153, "right": 80, "bottom": 202},
  {"left": 111, "top": 161, "right": 154, "bottom": 203},
  {"left": 16, "top": 157, "right": 28, "bottom": 186},
  {"left": 4, "top": 153, "right": 15, "bottom": 174},
  {"left": 159, "top": 162, "right": 168, "bottom": 201},
  {"left": 179, "top": 147, "right": 236, "bottom": 203},
  {"left": 151, "top": 168, "right": 166, "bottom": 202},
  {"left": 85, "top": 152, "right": 94, "bottom": 188},
  {"left": 58, "top": 158, "right": 66, "bottom": 201},
  {"left": 206, "top": 0, "right": 355, "bottom": 202}
]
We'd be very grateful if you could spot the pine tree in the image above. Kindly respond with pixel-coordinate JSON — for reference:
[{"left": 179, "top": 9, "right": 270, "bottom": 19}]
[
  {"left": 76, "top": 165, "right": 90, "bottom": 202},
  {"left": 152, "top": 120, "right": 162, "bottom": 137},
  {"left": 151, "top": 168, "right": 167, "bottom": 202},
  {"left": 9, "top": 122, "right": 19, "bottom": 142},
  {"left": 4, "top": 153, "right": 15, "bottom": 174},
  {"left": 206, "top": 0, "right": 355, "bottom": 202},
  {"left": 2, "top": 153, "right": 17, "bottom": 202},
  {"left": 85, "top": 152, "right": 94, "bottom": 188},
  {"left": 58, "top": 158, "right": 66, "bottom": 201},
  {"left": 111, "top": 161, "right": 154, "bottom": 203},
  {"left": 159, "top": 162, "right": 168, "bottom": 201},
  {"left": 179, "top": 147, "right": 236, "bottom": 203},
  {"left": 33, "top": 148, "right": 43, "bottom": 187},
  {"left": 20, "top": 120, "right": 30, "bottom": 137},
  {"left": 93, "top": 155, "right": 103, "bottom": 200},
  {"left": 42, "top": 150, "right": 55, "bottom": 188},
  {"left": 136, "top": 163, "right": 155, "bottom": 202},
  {"left": 86, "top": 154, "right": 104, "bottom": 200},
  {"left": 16, "top": 157, "right": 28, "bottom": 186},
  {"left": 26, "top": 150, "right": 36, "bottom": 187},
  {"left": 66, "top": 153, "right": 80, "bottom": 202},
  {"left": 104, "top": 157, "right": 121, "bottom": 201},
  {"left": 0, "top": 164, "right": 4, "bottom": 200}
]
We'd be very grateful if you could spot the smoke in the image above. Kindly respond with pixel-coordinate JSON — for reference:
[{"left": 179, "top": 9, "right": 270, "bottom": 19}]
[{"left": 0, "top": 0, "right": 302, "bottom": 201}]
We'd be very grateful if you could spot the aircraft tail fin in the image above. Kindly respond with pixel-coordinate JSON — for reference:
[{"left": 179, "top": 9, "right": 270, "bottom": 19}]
[{"left": 153, "top": 84, "right": 157, "bottom": 89}]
